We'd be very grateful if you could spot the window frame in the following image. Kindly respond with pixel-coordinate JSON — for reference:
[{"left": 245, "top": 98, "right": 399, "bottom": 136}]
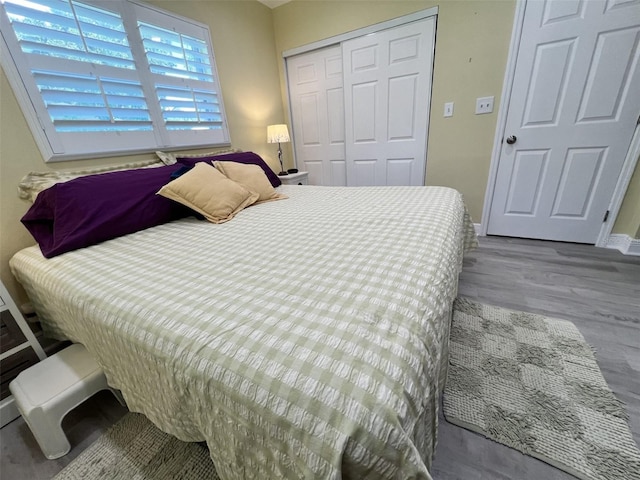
[{"left": 0, "top": 0, "right": 230, "bottom": 162}]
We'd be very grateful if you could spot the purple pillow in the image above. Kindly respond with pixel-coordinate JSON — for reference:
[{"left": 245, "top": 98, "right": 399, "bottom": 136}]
[
  {"left": 22, "top": 165, "right": 191, "bottom": 258},
  {"left": 175, "top": 151, "right": 282, "bottom": 187}
]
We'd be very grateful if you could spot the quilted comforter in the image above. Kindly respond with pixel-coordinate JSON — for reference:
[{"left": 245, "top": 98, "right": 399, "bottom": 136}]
[{"left": 11, "top": 185, "right": 476, "bottom": 479}]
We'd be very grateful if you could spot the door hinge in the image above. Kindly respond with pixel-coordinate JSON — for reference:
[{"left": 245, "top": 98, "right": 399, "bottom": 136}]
[{"left": 603, "top": 210, "right": 610, "bottom": 222}]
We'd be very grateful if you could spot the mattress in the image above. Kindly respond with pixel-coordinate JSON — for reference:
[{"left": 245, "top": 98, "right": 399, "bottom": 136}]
[{"left": 11, "top": 185, "right": 477, "bottom": 479}]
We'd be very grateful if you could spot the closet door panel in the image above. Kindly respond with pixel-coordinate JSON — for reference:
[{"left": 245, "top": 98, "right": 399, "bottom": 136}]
[
  {"left": 287, "top": 45, "right": 345, "bottom": 186},
  {"left": 299, "top": 94, "right": 321, "bottom": 145},
  {"left": 286, "top": 15, "right": 435, "bottom": 187},
  {"left": 352, "top": 82, "right": 378, "bottom": 143},
  {"left": 330, "top": 160, "right": 347, "bottom": 186},
  {"left": 326, "top": 88, "right": 345, "bottom": 145},
  {"left": 388, "top": 74, "right": 418, "bottom": 141},
  {"left": 343, "top": 18, "right": 435, "bottom": 186}
]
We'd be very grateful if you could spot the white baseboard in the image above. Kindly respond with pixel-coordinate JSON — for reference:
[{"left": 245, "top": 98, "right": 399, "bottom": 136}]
[
  {"left": 473, "top": 223, "right": 483, "bottom": 236},
  {"left": 605, "top": 234, "right": 640, "bottom": 256}
]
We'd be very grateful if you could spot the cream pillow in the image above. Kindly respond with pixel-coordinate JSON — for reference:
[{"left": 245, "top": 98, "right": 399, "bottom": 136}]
[
  {"left": 213, "top": 161, "right": 287, "bottom": 204},
  {"left": 157, "top": 162, "right": 258, "bottom": 223}
]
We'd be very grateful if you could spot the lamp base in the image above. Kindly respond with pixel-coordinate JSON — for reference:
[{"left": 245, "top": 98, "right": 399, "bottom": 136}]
[{"left": 278, "top": 171, "right": 289, "bottom": 176}]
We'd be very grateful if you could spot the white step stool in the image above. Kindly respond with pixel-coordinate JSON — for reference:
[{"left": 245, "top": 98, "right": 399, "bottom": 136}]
[{"left": 9, "top": 343, "right": 125, "bottom": 459}]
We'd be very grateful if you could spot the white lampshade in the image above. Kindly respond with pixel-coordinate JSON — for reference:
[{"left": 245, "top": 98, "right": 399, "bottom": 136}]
[{"left": 267, "top": 124, "right": 290, "bottom": 144}]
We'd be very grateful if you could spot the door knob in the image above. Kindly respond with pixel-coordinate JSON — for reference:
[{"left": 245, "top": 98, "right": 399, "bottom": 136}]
[{"left": 506, "top": 135, "right": 517, "bottom": 145}]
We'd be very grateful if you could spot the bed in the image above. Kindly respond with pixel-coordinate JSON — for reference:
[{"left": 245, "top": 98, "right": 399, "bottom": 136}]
[{"left": 10, "top": 181, "right": 476, "bottom": 479}]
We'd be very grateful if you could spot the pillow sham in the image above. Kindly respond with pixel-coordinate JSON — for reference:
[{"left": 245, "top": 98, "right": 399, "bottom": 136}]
[
  {"left": 213, "top": 161, "right": 287, "bottom": 204},
  {"left": 155, "top": 147, "right": 241, "bottom": 166},
  {"left": 18, "top": 159, "right": 165, "bottom": 203},
  {"left": 21, "top": 164, "right": 192, "bottom": 258},
  {"left": 157, "top": 162, "right": 259, "bottom": 224},
  {"left": 176, "top": 151, "right": 282, "bottom": 188}
]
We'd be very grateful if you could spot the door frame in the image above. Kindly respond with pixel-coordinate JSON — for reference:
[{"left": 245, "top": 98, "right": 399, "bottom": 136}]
[
  {"left": 281, "top": 7, "right": 438, "bottom": 58},
  {"left": 282, "top": 7, "right": 439, "bottom": 172},
  {"left": 480, "top": 0, "right": 639, "bottom": 247}
]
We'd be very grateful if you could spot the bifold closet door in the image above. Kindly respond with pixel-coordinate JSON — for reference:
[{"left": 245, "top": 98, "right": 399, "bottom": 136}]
[
  {"left": 287, "top": 45, "right": 346, "bottom": 186},
  {"left": 343, "top": 17, "right": 435, "bottom": 186},
  {"left": 286, "top": 16, "right": 435, "bottom": 186}
]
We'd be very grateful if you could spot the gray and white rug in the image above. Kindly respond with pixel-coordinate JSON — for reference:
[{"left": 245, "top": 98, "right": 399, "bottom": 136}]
[
  {"left": 53, "top": 413, "right": 219, "bottom": 480},
  {"left": 444, "top": 297, "right": 640, "bottom": 480}
]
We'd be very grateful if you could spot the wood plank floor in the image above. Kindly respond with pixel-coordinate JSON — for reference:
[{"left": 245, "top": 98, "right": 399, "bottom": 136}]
[
  {"left": 431, "top": 236, "right": 640, "bottom": 480},
  {"left": 1, "top": 236, "right": 639, "bottom": 479}
]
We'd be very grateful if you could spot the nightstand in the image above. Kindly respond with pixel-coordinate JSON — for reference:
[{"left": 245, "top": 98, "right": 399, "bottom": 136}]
[
  {"left": 278, "top": 171, "right": 309, "bottom": 185},
  {"left": 1, "top": 281, "right": 47, "bottom": 426}
]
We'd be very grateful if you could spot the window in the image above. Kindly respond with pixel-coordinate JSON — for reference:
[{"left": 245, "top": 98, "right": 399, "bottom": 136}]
[{"left": 0, "top": 0, "right": 229, "bottom": 161}]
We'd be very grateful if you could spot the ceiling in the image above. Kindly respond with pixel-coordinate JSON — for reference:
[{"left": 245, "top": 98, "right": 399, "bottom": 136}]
[{"left": 257, "top": 0, "right": 291, "bottom": 9}]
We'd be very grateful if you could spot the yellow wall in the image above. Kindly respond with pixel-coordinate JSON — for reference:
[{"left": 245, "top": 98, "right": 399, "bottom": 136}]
[
  {"left": 273, "top": 0, "right": 516, "bottom": 221},
  {"left": 0, "top": 0, "right": 285, "bottom": 301},
  {"left": 612, "top": 157, "right": 640, "bottom": 239},
  {"left": 2, "top": 0, "right": 639, "bottom": 302},
  {"left": 273, "top": 0, "right": 640, "bottom": 238}
]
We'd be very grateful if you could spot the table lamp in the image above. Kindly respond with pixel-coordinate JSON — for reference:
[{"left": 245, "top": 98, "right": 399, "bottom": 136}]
[{"left": 267, "top": 124, "right": 290, "bottom": 176}]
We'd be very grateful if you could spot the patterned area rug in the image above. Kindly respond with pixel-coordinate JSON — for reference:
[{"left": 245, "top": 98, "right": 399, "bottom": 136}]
[
  {"left": 53, "top": 413, "right": 219, "bottom": 480},
  {"left": 444, "top": 298, "right": 640, "bottom": 480}
]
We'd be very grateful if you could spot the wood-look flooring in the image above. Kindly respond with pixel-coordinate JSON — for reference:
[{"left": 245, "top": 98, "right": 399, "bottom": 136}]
[
  {"left": 431, "top": 236, "right": 640, "bottom": 480},
  {"left": 1, "top": 236, "right": 639, "bottom": 480}
]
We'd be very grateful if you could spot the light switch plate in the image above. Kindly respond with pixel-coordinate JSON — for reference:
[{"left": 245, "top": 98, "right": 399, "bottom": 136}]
[
  {"left": 444, "top": 102, "right": 454, "bottom": 117},
  {"left": 475, "top": 96, "right": 494, "bottom": 114}
]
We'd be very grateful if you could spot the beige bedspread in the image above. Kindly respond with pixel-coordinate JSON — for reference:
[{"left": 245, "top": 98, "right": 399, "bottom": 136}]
[{"left": 11, "top": 185, "right": 476, "bottom": 479}]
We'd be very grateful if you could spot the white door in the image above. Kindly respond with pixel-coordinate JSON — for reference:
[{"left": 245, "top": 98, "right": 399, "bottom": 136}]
[
  {"left": 487, "top": 0, "right": 640, "bottom": 243},
  {"left": 343, "top": 17, "right": 435, "bottom": 186},
  {"left": 287, "top": 45, "right": 346, "bottom": 186}
]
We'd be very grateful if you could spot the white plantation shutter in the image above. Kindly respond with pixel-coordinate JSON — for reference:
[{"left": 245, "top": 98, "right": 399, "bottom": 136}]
[
  {"left": 155, "top": 85, "right": 223, "bottom": 130},
  {"left": 131, "top": 2, "right": 227, "bottom": 148},
  {"left": 139, "top": 23, "right": 213, "bottom": 81},
  {"left": 139, "top": 22, "right": 223, "bottom": 132},
  {"left": 31, "top": 72, "right": 152, "bottom": 132},
  {"left": 0, "top": 0, "right": 229, "bottom": 161},
  {"left": 5, "top": 0, "right": 135, "bottom": 67}
]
